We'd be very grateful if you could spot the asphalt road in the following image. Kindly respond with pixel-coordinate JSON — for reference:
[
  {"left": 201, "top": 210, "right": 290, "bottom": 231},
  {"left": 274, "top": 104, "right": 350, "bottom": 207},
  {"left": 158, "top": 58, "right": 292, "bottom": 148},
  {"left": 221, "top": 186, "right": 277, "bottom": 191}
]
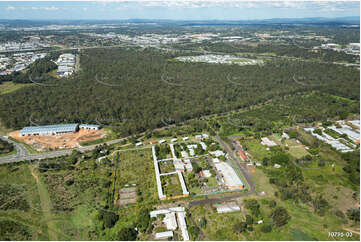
[
  {"left": 215, "top": 135, "right": 255, "bottom": 194},
  {"left": 0, "top": 136, "right": 127, "bottom": 164},
  {"left": 1, "top": 131, "right": 258, "bottom": 210}
]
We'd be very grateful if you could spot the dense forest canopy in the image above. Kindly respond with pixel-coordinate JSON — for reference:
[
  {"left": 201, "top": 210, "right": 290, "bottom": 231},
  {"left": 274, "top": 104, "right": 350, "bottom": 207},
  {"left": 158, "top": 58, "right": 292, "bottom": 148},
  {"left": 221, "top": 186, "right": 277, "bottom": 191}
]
[{"left": 0, "top": 46, "right": 359, "bottom": 136}]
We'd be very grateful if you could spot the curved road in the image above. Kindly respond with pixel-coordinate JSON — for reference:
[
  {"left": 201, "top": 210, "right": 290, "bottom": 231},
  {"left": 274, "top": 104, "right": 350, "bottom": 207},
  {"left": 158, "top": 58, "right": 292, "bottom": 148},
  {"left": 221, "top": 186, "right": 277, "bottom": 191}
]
[
  {"left": 1, "top": 132, "right": 258, "bottom": 209},
  {"left": 0, "top": 136, "right": 127, "bottom": 165}
]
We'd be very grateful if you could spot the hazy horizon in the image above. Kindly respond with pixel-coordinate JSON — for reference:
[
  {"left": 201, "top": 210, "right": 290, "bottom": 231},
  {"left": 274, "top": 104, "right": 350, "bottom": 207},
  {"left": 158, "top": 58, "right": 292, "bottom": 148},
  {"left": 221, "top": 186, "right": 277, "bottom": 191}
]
[{"left": 0, "top": 0, "right": 359, "bottom": 21}]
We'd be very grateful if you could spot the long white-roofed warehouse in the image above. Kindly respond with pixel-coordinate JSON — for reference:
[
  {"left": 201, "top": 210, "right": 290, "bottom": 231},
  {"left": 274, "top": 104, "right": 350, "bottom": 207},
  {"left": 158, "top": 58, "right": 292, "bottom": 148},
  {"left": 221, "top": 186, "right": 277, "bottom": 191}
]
[
  {"left": 11, "top": 123, "right": 106, "bottom": 151},
  {"left": 20, "top": 123, "right": 79, "bottom": 136}
]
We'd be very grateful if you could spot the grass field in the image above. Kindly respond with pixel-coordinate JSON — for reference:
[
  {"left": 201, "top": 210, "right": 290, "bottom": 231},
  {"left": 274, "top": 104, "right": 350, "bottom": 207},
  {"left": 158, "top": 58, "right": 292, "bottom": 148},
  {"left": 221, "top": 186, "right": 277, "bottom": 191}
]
[
  {"left": 188, "top": 165, "right": 360, "bottom": 241},
  {"left": 242, "top": 139, "right": 271, "bottom": 161},
  {"left": 0, "top": 162, "right": 59, "bottom": 240},
  {"left": 233, "top": 127, "right": 360, "bottom": 241},
  {"left": 29, "top": 167, "right": 59, "bottom": 240},
  {"left": 0, "top": 146, "right": 158, "bottom": 240},
  {"left": 0, "top": 82, "right": 32, "bottom": 95},
  {"left": 288, "top": 145, "right": 310, "bottom": 159}
]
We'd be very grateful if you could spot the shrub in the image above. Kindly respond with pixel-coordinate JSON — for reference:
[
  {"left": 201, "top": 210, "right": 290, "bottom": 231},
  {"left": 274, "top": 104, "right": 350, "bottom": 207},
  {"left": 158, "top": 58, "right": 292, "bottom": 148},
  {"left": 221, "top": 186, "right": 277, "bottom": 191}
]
[
  {"left": 65, "top": 179, "right": 74, "bottom": 186},
  {"left": 270, "top": 207, "right": 291, "bottom": 227},
  {"left": 233, "top": 222, "right": 247, "bottom": 233},
  {"left": 269, "top": 200, "right": 277, "bottom": 208},
  {"left": 117, "top": 227, "right": 137, "bottom": 240},
  {"left": 346, "top": 208, "right": 360, "bottom": 222},
  {"left": 261, "top": 224, "right": 272, "bottom": 233}
]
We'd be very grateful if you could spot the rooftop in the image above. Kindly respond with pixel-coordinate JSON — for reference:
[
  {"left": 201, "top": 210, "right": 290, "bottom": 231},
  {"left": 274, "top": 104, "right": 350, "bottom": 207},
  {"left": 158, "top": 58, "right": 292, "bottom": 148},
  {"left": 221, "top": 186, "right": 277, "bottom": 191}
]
[
  {"left": 20, "top": 123, "right": 79, "bottom": 134},
  {"left": 215, "top": 162, "right": 243, "bottom": 188}
]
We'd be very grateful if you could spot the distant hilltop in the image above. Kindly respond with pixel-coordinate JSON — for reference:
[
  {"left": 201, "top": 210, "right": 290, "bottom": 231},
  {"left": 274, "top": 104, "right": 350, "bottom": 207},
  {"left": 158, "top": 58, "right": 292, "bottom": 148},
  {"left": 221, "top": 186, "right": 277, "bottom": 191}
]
[{"left": 0, "top": 16, "right": 359, "bottom": 26}]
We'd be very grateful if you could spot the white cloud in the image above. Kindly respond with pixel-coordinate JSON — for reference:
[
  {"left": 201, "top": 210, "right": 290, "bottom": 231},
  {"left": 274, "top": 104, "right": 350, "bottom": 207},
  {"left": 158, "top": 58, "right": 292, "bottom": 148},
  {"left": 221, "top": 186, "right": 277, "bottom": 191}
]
[
  {"left": 94, "top": 0, "right": 359, "bottom": 10},
  {"left": 6, "top": 6, "right": 15, "bottom": 11},
  {"left": 43, "top": 6, "right": 59, "bottom": 11},
  {"left": 28, "top": 6, "right": 59, "bottom": 11},
  {"left": 4, "top": 0, "right": 359, "bottom": 12}
]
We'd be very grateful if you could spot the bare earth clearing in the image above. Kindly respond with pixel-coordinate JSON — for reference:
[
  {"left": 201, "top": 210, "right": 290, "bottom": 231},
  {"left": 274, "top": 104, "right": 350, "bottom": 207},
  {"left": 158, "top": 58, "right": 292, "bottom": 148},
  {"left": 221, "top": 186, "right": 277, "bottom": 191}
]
[{"left": 9, "top": 129, "right": 106, "bottom": 151}]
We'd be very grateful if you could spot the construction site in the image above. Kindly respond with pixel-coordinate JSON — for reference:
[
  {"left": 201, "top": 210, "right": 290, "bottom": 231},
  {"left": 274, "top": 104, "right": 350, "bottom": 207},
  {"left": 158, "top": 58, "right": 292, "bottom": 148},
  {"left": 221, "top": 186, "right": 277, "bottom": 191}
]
[{"left": 9, "top": 128, "right": 106, "bottom": 151}]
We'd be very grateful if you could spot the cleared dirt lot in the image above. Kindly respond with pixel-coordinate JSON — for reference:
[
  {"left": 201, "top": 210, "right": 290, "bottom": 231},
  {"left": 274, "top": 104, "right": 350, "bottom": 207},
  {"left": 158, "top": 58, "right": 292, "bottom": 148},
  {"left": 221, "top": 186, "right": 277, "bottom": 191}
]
[{"left": 9, "top": 129, "right": 106, "bottom": 151}]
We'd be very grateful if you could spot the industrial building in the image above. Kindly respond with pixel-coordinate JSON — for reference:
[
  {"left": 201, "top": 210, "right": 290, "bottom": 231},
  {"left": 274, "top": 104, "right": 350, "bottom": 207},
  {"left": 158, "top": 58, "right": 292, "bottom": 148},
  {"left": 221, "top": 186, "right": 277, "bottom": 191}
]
[
  {"left": 155, "top": 231, "right": 173, "bottom": 239},
  {"left": 56, "top": 53, "right": 76, "bottom": 77},
  {"left": 152, "top": 146, "right": 166, "bottom": 200},
  {"left": 20, "top": 123, "right": 79, "bottom": 136},
  {"left": 209, "top": 150, "right": 225, "bottom": 157},
  {"left": 215, "top": 162, "right": 244, "bottom": 190},
  {"left": 79, "top": 124, "right": 101, "bottom": 130},
  {"left": 216, "top": 204, "right": 241, "bottom": 213},
  {"left": 304, "top": 126, "right": 356, "bottom": 152},
  {"left": 261, "top": 137, "right": 277, "bottom": 147},
  {"left": 20, "top": 123, "right": 101, "bottom": 137},
  {"left": 150, "top": 207, "right": 189, "bottom": 241}
]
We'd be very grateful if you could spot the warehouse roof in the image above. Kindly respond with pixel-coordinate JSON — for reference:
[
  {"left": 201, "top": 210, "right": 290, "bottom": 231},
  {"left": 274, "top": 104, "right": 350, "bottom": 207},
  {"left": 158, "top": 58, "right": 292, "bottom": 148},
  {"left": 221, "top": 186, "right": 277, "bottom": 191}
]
[
  {"left": 216, "top": 204, "right": 241, "bottom": 213},
  {"left": 155, "top": 231, "right": 173, "bottom": 239},
  {"left": 215, "top": 162, "right": 243, "bottom": 188},
  {"left": 20, "top": 123, "right": 78, "bottom": 134},
  {"left": 79, "top": 124, "right": 101, "bottom": 129}
]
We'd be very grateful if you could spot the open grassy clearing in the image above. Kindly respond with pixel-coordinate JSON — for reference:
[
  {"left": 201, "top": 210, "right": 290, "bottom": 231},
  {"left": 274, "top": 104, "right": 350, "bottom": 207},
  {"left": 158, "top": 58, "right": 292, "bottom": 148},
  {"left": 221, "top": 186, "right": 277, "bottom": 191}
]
[
  {"left": 111, "top": 149, "right": 157, "bottom": 203},
  {"left": 0, "top": 82, "right": 33, "bottom": 95},
  {"left": 188, "top": 165, "right": 359, "bottom": 241},
  {"left": 0, "top": 162, "right": 62, "bottom": 240},
  {"left": 242, "top": 139, "right": 271, "bottom": 161},
  {"left": 236, "top": 131, "right": 360, "bottom": 240},
  {"left": 0, "top": 146, "right": 157, "bottom": 240},
  {"left": 30, "top": 167, "right": 59, "bottom": 240}
]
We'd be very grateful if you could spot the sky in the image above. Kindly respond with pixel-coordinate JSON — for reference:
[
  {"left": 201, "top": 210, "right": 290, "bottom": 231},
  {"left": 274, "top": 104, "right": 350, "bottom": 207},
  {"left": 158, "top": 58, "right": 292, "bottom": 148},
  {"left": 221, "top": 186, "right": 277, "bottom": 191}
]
[{"left": 0, "top": 0, "right": 359, "bottom": 21}]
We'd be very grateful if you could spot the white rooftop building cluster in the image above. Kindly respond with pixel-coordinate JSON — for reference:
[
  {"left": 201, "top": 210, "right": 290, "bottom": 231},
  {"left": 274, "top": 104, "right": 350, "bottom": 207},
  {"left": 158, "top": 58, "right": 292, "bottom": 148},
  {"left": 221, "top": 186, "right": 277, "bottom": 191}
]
[
  {"left": 0, "top": 52, "right": 46, "bottom": 75},
  {"left": 304, "top": 127, "right": 352, "bottom": 152},
  {"left": 261, "top": 137, "right": 277, "bottom": 147},
  {"left": 304, "top": 120, "right": 359, "bottom": 153},
  {"left": 84, "top": 32, "right": 220, "bottom": 48},
  {"left": 209, "top": 150, "right": 225, "bottom": 157},
  {"left": 150, "top": 207, "right": 190, "bottom": 241},
  {"left": 317, "top": 42, "right": 360, "bottom": 56},
  {"left": 56, "top": 53, "right": 76, "bottom": 77},
  {"left": 187, "top": 144, "right": 197, "bottom": 157},
  {"left": 0, "top": 40, "right": 49, "bottom": 53},
  {"left": 329, "top": 122, "right": 360, "bottom": 143},
  {"left": 175, "top": 54, "right": 263, "bottom": 66}
]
